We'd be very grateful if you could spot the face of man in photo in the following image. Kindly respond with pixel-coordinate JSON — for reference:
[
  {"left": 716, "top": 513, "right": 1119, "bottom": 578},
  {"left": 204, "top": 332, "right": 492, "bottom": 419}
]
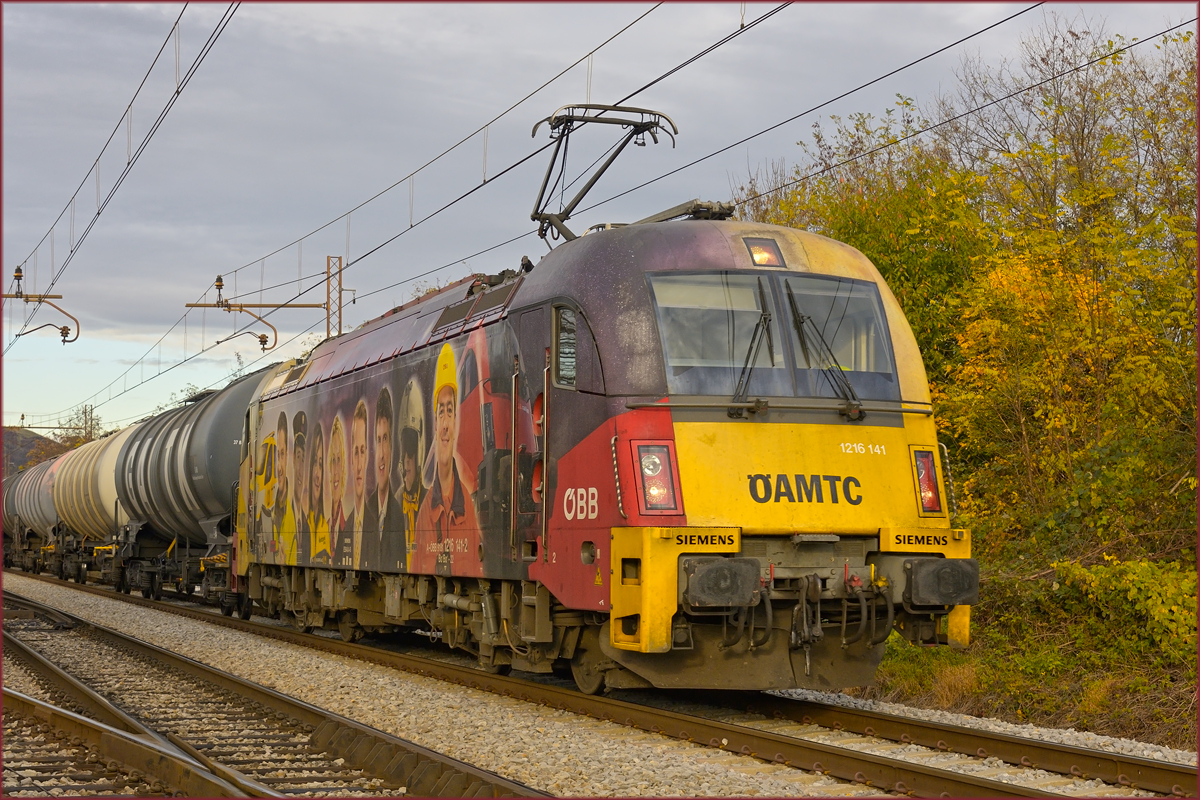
[
  {"left": 375, "top": 415, "right": 392, "bottom": 500},
  {"left": 276, "top": 424, "right": 288, "bottom": 488},
  {"left": 311, "top": 440, "right": 324, "bottom": 517},
  {"left": 403, "top": 449, "right": 418, "bottom": 493},
  {"left": 436, "top": 385, "right": 456, "bottom": 473},
  {"left": 329, "top": 431, "right": 345, "bottom": 511},
  {"left": 294, "top": 437, "right": 308, "bottom": 513},
  {"left": 351, "top": 414, "right": 368, "bottom": 509}
]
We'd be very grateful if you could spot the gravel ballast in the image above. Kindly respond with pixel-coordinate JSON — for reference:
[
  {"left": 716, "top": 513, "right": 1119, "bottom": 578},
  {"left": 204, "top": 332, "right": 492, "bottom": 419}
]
[
  {"left": 771, "top": 688, "right": 1197, "bottom": 768},
  {"left": 6, "top": 572, "right": 1192, "bottom": 795},
  {"left": 2, "top": 573, "right": 875, "bottom": 798}
]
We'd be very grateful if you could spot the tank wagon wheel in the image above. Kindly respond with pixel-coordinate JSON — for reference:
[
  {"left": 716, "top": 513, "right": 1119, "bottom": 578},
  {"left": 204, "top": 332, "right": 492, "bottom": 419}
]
[
  {"left": 570, "top": 627, "right": 608, "bottom": 695},
  {"left": 336, "top": 610, "right": 363, "bottom": 643},
  {"left": 237, "top": 594, "right": 253, "bottom": 620},
  {"left": 77, "top": 564, "right": 88, "bottom": 584}
]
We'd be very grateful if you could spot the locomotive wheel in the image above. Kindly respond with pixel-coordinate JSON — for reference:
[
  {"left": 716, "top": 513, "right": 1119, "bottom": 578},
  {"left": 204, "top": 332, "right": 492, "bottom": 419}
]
[
  {"left": 221, "top": 597, "right": 235, "bottom": 617},
  {"left": 337, "top": 610, "right": 363, "bottom": 643},
  {"left": 290, "top": 610, "right": 312, "bottom": 633},
  {"left": 478, "top": 654, "right": 511, "bottom": 675},
  {"left": 570, "top": 627, "right": 607, "bottom": 695},
  {"left": 238, "top": 594, "right": 253, "bottom": 620}
]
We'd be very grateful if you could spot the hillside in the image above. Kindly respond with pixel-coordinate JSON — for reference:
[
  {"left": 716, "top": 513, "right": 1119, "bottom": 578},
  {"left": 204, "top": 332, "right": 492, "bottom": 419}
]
[{"left": 3, "top": 427, "right": 65, "bottom": 477}]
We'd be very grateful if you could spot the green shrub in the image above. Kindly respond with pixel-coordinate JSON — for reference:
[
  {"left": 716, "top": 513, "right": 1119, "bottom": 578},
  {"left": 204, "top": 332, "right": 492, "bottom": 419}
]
[{"left": 1051, "top": 556, "right": 1197, "bottom": 670}]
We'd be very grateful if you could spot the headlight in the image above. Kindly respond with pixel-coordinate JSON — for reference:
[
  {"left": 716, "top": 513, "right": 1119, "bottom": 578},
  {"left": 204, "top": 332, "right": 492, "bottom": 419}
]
[{"left": 635, "top": 443, "right": 680, "bottom": 513}]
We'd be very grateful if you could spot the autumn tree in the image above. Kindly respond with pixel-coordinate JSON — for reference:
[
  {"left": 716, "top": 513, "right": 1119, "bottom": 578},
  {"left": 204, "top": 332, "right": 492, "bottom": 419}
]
[
  {"left": 53, "top": 405, "right": 104, "bottom": 449},
  {"left": 932, "top": 20, "right": 1197, "bottom": 566},
  {"left": 735, "top": 15, "right": 1196, "bottom": 568},
  {"left": 20, "top": 436, "right": 69, "bottom": 470}
]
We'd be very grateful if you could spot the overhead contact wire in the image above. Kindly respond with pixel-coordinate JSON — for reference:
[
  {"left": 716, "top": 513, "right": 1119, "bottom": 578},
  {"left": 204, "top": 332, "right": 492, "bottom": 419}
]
[
  {"left": 735, "top": 17, "right": 1199, "bottom": 206},
  {"left": 37, "top": 1, "right": 786, "bottom": 422},
  {"left": 29, "top": 4, "right": 665, "bottom": 421},
  {"left": 574, "top": 2, "right": 1046, "bottom": 216},
  {"left": 204, "top": 2, "right": 664, "bottom": 286},
  {"left": 5, "top": 3, "right": 240, "bottom": 353}
]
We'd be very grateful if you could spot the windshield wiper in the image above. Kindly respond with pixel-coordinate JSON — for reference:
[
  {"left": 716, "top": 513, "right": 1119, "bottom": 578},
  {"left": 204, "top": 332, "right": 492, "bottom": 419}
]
[
  {"left": 730, "top": 278, "right": 774, "bottom": 416},
  {"left": 784, "top": 279, "right": 864, "bottom": 421}
]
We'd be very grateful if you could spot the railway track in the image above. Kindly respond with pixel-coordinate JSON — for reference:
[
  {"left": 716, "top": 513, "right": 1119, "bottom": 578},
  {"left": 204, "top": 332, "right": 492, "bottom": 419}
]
[
  {"left": 2, "top": 590, "right": 545, "bottom": 798},
  {"left": 8, "top": 571, "right": 1197, "bottom": 798},
  {"left": 3, "top": 687, "right": 247, "bottom": 797}
]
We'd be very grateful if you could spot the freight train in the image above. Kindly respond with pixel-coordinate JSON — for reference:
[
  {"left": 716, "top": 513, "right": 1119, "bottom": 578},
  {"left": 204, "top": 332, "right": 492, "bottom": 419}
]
[
  {"left": 3, "top": 106, "right": 978, "bottom": 693},
  {"left": 2, "top": 210, "right": 978, "bottom": 692}
]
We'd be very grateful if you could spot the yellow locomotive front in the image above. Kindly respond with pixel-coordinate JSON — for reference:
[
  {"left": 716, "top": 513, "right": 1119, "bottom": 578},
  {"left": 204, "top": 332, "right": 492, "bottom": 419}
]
[{"left": 584, "top": 221, "right": 977, "bottom": 691}]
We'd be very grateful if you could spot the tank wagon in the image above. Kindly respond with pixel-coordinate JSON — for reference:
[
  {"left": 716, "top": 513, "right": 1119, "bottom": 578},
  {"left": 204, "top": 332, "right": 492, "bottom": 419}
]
[
  {"left": 3, "top": 368, "right": 278, "bottom": 597},
  {"left": 8, "top": 456, "right": 66, "bottom": 574}
]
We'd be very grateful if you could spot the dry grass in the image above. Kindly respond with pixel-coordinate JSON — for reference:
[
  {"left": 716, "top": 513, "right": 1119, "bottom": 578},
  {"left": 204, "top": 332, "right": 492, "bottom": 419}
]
[
  {"left": 931, "top": 662, "right": 979, "bottom": 711},
  {"left": 864, "top": 650, "right": 1197, "bottom": 752}
]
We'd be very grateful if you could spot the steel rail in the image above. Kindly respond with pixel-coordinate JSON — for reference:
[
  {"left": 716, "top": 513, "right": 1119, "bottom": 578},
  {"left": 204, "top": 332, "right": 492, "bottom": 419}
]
[
  {"left": 4, "top": 629, "right": 173, "bottom": 747},
  {"left": 6, "top": 575, "right": 1161, "bottom": 797},
  {"left": 4, "top": 588, "right": 547, "bottom": 798},
  {"left": 3, "top": 627, "right": 276, "bottom": 796},
  {"left": 717, "top": 691, "right": 1196, "bottom": 798},
  {"left": 3, "top": 688, "right": 249, "bottom": 797}
]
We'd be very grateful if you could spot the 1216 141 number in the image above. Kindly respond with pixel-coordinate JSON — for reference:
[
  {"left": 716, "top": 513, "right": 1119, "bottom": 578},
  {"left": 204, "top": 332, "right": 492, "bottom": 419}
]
[{"left": 840, "top": 442, "right": 885, "bottom": 455}]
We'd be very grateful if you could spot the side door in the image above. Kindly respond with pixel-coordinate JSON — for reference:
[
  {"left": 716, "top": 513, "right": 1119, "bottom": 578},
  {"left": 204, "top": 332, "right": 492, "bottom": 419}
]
[{"left": 516, "top": 308, "right": 549, "bottom": 565}]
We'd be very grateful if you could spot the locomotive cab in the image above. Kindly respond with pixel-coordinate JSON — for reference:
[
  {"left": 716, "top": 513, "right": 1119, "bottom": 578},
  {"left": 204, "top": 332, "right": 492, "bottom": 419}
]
[{"left": 518, "top": 214, "right": 979, "bottom": 691}]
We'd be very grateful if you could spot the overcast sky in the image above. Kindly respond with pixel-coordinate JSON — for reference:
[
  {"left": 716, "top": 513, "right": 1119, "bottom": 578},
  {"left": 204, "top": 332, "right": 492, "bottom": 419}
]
[{"left": 3, "top": 2, "right": 1193, "bottom": 431}]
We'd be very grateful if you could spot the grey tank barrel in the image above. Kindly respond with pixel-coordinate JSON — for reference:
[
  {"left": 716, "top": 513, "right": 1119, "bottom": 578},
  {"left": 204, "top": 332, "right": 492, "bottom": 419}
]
[
  {"left": 115, "top": 367, "right": 275, "bottom": 545},
  {"left": 11, "top": 456, "right": 64, "bottom": 539},
  {"left": 3, "top": 476, "right": 21, "bottom": 537}
]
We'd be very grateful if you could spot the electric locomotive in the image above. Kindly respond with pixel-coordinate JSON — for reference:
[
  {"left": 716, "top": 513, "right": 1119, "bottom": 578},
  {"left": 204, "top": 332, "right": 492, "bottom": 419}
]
[{"left": 228, "top": 205, "right": 977, "bottom": 693}]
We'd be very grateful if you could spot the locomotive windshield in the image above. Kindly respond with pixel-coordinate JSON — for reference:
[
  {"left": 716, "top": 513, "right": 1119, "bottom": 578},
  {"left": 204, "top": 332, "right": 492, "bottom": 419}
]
[{"left": 647, "top": 271, "right": 900, "bottom": 401}]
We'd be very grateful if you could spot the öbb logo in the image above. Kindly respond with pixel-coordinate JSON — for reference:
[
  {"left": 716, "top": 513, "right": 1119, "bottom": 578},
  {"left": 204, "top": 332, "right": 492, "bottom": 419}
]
[
  {"left": 564, "top": 487, "right": 598, "bottom": 520},
  {"left": 747, "top": 474, "right": 862, "bottom": 505}
]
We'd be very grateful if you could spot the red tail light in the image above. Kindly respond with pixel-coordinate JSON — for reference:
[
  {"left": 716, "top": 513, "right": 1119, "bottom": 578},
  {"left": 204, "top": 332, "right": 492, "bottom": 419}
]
[
  {"left": 635, "top": 442, "right": 681, "bottom": 514},
  {"left": 914, "top": 450, "right": 942, "bottom": 513}
]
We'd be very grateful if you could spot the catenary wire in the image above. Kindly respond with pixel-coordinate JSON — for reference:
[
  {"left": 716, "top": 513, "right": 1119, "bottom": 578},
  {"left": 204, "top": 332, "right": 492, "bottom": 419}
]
[
  {"left": 24, "top": 2, "right": 776, "bottom": 424},
  {"left": 560, "top": 2, "right": 791, "bottom": 195},
  {"left": 5, "top": 4, "right": 240, "bottom": 353},
  {"left": 572, "top": 2, "right": 1046, "bottom": 217},
  {"left": 15, "top": 4, "right": 664, "bottom": 422},
  {"left": 733, "top": 17, "right": 1198, "bottom": 207},
  {"left": 180, "top": 2, "right": 664, "bottom": 287},
  {"left": 5, "top": 3, "right": 189, "bottom": 286}
]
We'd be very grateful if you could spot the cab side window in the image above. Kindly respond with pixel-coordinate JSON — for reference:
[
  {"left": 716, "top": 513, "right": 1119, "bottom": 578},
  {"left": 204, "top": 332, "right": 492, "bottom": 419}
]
[
  {"left": 555, "top": 307, "right": 577, "bottom": 387},
  {"left": 554, "top": 305, "right": 604, "bottom": 393}
]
